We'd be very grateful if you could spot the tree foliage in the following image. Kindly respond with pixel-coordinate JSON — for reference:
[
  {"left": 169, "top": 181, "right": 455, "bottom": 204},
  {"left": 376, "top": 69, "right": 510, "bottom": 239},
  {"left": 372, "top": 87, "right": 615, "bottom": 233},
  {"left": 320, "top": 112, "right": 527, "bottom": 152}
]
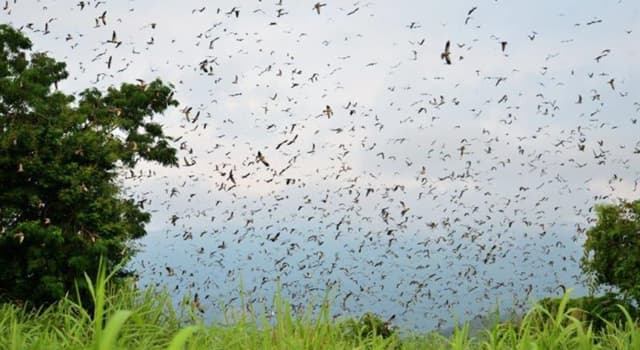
[
  {"left": 581, "top": 200, "right": 640, "bottom": 302},
  {"left": 0, "top": 24, "right": 178, "bottom": 306}
]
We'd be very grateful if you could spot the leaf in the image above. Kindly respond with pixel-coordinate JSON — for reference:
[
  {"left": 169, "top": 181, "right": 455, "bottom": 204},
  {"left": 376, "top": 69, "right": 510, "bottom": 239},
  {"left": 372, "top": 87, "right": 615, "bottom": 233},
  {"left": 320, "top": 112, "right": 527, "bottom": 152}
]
[
  {"left": 97, "top": 310, "right": 132, "bottom": 350},
  {"left": 166, "top": 325, "right": 199, "bottom": 350}
]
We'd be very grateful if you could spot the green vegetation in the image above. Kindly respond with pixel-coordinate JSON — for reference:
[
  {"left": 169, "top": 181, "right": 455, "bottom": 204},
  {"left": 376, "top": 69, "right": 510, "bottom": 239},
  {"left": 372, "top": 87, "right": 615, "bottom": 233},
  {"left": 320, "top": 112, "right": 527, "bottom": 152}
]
[
  {"left": 525, "top": 198, "right": 640, "bottom": 341},
  {"left": 1, "top": 265, "right": 639, "bottom": 350},
  {"left": 582, "top": 200, "right": 640, "bottom": 302},
  {"left": 539, "top": 292, "right": 639, "bottom": 333},
  {"left": 0, "top": 24, "right": 178, "bottom": 307}
]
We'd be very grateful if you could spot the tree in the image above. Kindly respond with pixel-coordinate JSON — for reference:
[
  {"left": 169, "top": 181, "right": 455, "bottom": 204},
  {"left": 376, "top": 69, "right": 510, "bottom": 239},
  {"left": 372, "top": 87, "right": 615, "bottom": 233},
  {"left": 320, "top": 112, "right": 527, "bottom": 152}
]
[
  {"left": 582, "top": 200, "right": 640, "bottom": 302},
  {"left": 0, "top": 24, "right": 179, "bottom": 307}
]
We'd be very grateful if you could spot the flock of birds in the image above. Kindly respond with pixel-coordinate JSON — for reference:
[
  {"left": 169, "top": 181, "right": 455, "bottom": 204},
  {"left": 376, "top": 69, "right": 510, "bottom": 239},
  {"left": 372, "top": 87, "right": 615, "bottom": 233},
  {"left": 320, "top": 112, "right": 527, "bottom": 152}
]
[{"left": 3, "top": 0, "right": 639, "bottom": 330}]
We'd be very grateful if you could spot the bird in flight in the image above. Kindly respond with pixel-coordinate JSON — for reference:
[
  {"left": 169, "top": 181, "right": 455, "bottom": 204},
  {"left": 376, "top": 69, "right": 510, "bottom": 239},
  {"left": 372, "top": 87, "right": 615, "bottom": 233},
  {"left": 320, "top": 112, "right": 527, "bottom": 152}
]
[
  {"left": 324, "top": 105, "right": 334, "bottom": 118},
  {"left": 441, "top": 41, "right": 452, "bottom": 65},
  {"left": 313, "top": 2, "right": 326, "bottom": 15},
  {"left": 257, "top": 151, "right": 270, "bottom": 167},
  {"left": 108, "top": 30, "right": 122, "bottom": 47}
]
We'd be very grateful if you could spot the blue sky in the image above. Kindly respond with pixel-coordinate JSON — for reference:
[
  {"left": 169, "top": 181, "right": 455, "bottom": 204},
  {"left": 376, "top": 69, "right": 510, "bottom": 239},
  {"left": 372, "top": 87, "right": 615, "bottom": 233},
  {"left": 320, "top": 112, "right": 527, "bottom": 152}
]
[{"left": 2, "top": 0, "right": 639, "bottom": 330}]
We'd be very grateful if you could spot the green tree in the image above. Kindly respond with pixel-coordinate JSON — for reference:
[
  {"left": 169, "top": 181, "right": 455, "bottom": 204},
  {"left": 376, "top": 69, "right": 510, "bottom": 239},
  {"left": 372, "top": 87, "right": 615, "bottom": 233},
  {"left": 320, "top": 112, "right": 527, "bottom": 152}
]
[
  {"left": 0, "top": 24, "right": 178, "bottom": 307},
  {"left": 582, "top": 200, "right": 640, "bottom": 302}
]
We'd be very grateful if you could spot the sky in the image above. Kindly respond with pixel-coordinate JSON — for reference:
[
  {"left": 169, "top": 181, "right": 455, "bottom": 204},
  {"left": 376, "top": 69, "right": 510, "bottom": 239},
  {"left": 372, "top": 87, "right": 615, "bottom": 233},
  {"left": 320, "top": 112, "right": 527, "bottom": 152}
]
[{"left": 2, "top": 0, "right": 639, "bottom": 331}]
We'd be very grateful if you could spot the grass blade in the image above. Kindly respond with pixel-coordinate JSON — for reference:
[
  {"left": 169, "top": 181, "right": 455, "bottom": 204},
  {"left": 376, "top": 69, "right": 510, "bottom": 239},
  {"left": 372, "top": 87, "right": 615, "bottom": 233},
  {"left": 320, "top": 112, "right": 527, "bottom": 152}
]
[
  {"left": 167, "top": 325, "right": 199, "bottom": 350},
  {"left": 97, "top": 310, "right": 132, "bottom": 350}
]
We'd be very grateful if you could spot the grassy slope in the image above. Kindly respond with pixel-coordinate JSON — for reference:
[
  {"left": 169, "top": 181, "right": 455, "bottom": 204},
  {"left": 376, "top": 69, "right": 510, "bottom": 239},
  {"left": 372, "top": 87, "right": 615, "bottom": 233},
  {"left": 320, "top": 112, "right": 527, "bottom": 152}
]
[{"left": 1, "top": 266, "right": 639, "bottom": 350}]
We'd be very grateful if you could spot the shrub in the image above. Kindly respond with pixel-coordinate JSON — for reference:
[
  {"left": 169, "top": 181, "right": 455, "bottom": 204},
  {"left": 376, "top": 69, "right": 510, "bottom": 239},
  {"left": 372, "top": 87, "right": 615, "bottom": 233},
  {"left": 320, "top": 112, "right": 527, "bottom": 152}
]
[{"left": 539, "top": 292, "right": 638, "bottom": 332}]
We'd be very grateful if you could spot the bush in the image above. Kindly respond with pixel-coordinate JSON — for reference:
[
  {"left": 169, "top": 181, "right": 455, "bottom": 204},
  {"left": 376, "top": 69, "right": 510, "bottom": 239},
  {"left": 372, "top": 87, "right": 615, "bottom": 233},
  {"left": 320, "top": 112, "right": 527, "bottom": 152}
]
[
  {"left": 339, "top": 312, "right": 401, "bottom": 348},
  {"left": 539, "top": 292, "right": 638, "bottom": 332}
]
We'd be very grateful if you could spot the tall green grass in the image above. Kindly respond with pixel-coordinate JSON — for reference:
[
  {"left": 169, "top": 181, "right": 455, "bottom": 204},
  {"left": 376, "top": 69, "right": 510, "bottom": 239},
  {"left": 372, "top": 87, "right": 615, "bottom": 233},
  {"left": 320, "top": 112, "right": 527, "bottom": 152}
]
[{"left": 1, "top": 267, "right": 639, "bottom": 350}]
